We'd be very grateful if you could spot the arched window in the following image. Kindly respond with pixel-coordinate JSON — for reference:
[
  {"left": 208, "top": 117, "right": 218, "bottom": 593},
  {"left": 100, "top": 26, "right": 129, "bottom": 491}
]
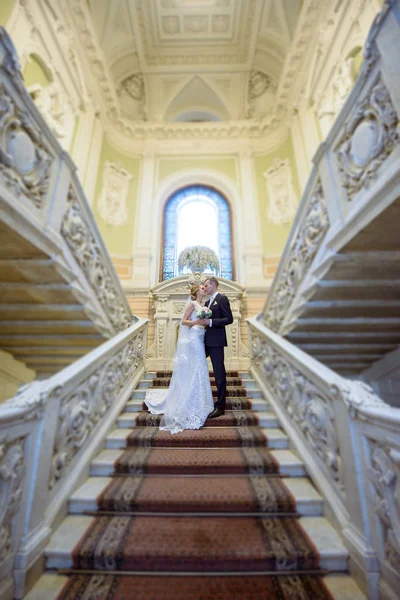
[{"left": 161, "top": 185, "right": 234, "bottom": 281}]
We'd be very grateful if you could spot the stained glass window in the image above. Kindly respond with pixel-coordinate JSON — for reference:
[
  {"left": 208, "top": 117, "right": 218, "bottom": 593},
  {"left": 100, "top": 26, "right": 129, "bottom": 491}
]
[{"left": 162, "top": 185, "right": 233, "bottom": 281}]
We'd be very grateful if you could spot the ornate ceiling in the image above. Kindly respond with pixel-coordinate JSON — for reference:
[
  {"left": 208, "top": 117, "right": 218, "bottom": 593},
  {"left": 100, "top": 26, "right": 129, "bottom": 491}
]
[{"left": 83, "top": 0, "right": 302, "bottom": 124}]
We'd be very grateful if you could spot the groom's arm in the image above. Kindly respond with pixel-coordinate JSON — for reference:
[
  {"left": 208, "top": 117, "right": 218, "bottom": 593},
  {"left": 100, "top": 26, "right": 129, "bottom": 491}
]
[{"left": 209, "top": 295, "right": 233, "bottom": 328}]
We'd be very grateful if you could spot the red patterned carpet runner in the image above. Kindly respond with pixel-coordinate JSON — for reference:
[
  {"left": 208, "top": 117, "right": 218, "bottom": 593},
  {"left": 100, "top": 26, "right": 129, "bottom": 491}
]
[
  {"left": 57, "top": 372, "right": 334, "bottom": 600},
  {"left": 59, "top": 574, "right": 334, "bottom": 600},
  {"left": 114, "top": 446, "right": 279, "bottom": 475}
]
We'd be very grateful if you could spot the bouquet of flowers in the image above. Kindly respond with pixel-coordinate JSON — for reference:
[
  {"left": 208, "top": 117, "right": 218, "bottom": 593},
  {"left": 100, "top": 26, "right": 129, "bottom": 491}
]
[{"left": 196, "top": 307, "right": 212, "bottom": 319}]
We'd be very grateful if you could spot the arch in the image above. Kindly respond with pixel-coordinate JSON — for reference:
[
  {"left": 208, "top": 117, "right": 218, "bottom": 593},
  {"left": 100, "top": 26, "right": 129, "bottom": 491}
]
[
  {"left": 23, "top": 52, "right": 53, "bottom": 88},
  {"left": 152, "top": 169, "right": 242, "bottom": 284},
  {"left": 161, "top": 185, "right": 233, "bottom": 281}
]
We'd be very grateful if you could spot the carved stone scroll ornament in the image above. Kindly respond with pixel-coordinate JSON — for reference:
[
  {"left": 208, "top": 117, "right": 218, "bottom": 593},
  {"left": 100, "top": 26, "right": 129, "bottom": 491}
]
[
  {"left": 0, "top": 436, "right": 25, "bottom": 566},
  {"left": 330, "top": 380, "right": 386, "bottom": 419},
  {"left": 61, "top": 187, "right": 132, "bottom": 332},
  {"left": 336, "top": 76, "right": 399, "bottom": 199},
  {"left": 97, "top": 161, "right": 131, "bottom": 227},
  {"left": 251, "top": 331, "right": 342, "bottom": 488},
  {"left": 263, "top": 180, "right": 329, "bottom": 332},
  {"left": 368, "top": 441, "right": 400, "bottom": 571},
  {"left": 0, "top": 85, "right": 52, "bottom": 208},
  {"left": 49, "top": 332, "right": 144, "bottom": 488}
]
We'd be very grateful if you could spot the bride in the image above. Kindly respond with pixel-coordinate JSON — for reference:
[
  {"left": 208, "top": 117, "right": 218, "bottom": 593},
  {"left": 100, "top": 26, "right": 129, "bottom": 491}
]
[{"left": 144, "top": 283, "right": 214, "bottom": 434}]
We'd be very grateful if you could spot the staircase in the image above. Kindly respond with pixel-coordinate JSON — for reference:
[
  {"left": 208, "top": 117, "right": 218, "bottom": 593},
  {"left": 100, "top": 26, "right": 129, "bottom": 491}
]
[
  {"left": 26, "top": 372, "right": 365, "bottom": 599},
  {"left": 0, "top": 27, "right": 133, "bottom": 378},
  {"left": 286, "top": 208, "right": 400, "bottom": 376}
]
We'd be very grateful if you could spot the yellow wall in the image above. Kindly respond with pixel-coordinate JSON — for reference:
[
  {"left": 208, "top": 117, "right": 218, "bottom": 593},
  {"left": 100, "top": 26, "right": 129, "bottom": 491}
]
[
  {"left": 158, "top": 156, "right": 237, "bottom": 184},
  {"left": 0, "top": 350, "right": 35, "bottom": 404},
  {"left": 92, "top": 137, "right": 141, "bottom": 256},
  {"left": 253, "top": 137, "right": 301, "bottom": 257},
  {"left": 23, "top": 55, "right": 52, "bottom": 88},
  {"left": 0, "top": 0, "right": 15, "bottom": 26}
]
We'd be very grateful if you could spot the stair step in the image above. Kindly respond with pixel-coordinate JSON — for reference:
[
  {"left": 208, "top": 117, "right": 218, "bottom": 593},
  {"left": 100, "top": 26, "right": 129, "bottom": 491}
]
[
  {"left": 25, "top": 572, "right": 367, "bottom": 600},
  {"left": 69, "top": 476, "right": 323, "bottom": 516},
  {"left": 137, "top": 378, "right": 258, "bottom": 390},
  {"left": 117, "top": 410, "right": 278, "bottom": 429},
  {"left": 44, "top": 515, "right": 348, "bottom": 572},
  {"left": 125, "top": 397, "right": 270, "bottom": 413},
  {"left": 92, "top": 448, "right": 303, "bottom": 476},
  {"left": 132, "top": 388, "right": 263, "bottom": 400},
  {"left": 104, "top": 428, "right": 289, "bottom": 451}
]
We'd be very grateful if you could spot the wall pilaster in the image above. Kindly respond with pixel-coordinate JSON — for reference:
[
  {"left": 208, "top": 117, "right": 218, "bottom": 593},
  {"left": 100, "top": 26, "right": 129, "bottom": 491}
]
[{"left": 239, "top": 149, "right": 264, "bottom": 289}]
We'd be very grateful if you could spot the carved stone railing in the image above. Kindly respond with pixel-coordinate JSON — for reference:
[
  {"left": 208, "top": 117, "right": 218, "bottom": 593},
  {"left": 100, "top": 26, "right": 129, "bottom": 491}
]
[
  {"left": 0, "top": 27, "right": 132, "bottom": 337},
  {"left": 261, "top": 0, "right": 400, "bottom": 335},
  {"left": 0, "top": 319, "right": 147, "bottom": 599},
  {"left": 248, "top": 316, "right": 400, "bottom": 600}
]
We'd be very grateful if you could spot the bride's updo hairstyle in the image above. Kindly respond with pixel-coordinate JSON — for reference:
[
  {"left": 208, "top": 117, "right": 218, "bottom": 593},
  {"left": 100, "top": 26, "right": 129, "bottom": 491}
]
[{"left": 190, "top": 284, "right": 200, "bottom": 301}]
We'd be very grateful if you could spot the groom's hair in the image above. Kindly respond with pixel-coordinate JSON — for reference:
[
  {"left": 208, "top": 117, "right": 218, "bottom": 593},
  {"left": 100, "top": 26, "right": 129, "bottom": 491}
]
[{"left": 206, "top": 276, "right": 219, "bottom": 288}]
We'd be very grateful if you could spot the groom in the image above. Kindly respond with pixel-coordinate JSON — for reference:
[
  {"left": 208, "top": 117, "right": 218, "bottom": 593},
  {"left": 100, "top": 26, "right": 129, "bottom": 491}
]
[{"left": 198, "top": 277, "right": 233, "bottom": 418}]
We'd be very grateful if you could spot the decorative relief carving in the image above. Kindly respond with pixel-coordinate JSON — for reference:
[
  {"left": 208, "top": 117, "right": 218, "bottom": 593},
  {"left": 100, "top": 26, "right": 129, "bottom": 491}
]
[
  {"left": 29, "top": 83, "right": 67, "bottom": 139},
  {"left": 183, "top": 15, "right": 208, "bottom": 34},
  {"left": 157, "top": 323, "right": 166, "bottom": 357},
  {"left": 120, "top": 74, "right": 145, "bottom": 103},
  {"left": 61, "top": 186, "right": 132, "bottom": 332},
  {"left": 212, "top": 15, "right": 229, "bottom": 33},
  {"left": 118, "top": 73, "right": 146, "bottom": 121},
  {"left": 368, "top": 441, "right": 400, "bottom": 571},
  {"left": 97, "top": 161, "right": 131, "bottom": 227},
  {"left": 0, "top": 85, "right": 52, "bottom": 209},
  {"left": 247, "top": 70, "right": 277, "bottom": 119},
  {"left": 49, "top": 333, "right": 144, "bottom": 488},
  {"left": 331, "top": 57, "right": 355, "bottom": 115},
  {"left": 3, "top": 381, "right": 47, "bottom": 421},
  {"left": 263, "top": 179, "right": 329, "bottom": 332},
  {"left": 336, "top": 76, "right": 399, "bottom": 199},
  {"left": 162, "top": 16, "right": 180, "bottom": 34},
  {"left": 0, "top": 436, "right": 25, "bottom": 565},
  {"left": 248, "top": 71, "right": 275, "bottom": 100},
  {"left": 263, "top": 159, "right": 298, "bottom": 225},
  {"left": 251, "top": 330, "right": 342, "bottom": 488},
  {"left": 330, "top": 380, "right": 386, "bottom": 419},
  {"left": 173, "top": 301, "right": 186, "bottom": 315}
]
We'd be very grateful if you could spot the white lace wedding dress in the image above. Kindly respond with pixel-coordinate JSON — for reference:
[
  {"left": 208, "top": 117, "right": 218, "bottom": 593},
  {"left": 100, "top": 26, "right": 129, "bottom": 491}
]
[{"left": 145, "top": 301, "right": 214, "bottom": 435}]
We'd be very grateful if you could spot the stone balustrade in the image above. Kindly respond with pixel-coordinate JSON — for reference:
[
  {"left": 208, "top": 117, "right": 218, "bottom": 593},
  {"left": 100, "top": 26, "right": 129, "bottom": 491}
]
[
  {"left": 248, "top": 316, "right": 400, "bottom": 600},
  {"left": 0, "top": 319, "right": 147, "bottom": 599}
]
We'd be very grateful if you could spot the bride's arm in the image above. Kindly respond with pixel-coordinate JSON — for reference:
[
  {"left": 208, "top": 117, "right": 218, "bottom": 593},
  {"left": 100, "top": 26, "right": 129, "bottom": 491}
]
[{"left": 182, "top": 302, "right": 195, "bottom": 326}]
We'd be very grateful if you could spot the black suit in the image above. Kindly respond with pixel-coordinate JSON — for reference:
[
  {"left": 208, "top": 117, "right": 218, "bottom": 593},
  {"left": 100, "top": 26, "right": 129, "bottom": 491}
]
[{"left": 204, "top": 293, "right": 233, "bottom": 411}]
